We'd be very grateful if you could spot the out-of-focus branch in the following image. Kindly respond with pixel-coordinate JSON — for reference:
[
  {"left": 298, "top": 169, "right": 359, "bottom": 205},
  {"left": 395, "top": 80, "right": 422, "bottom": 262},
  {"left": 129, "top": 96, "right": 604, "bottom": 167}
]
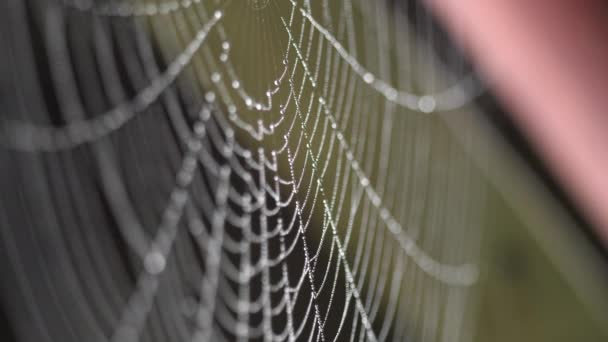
[{"left": 426, "top": 0, "right": 608, "bottom": 245}]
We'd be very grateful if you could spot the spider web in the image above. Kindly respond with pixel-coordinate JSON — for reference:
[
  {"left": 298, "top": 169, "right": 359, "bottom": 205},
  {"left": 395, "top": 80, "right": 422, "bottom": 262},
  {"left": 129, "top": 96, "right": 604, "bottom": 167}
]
[{"left": 0, "top": 0, "right": 485, "bottom": 341}]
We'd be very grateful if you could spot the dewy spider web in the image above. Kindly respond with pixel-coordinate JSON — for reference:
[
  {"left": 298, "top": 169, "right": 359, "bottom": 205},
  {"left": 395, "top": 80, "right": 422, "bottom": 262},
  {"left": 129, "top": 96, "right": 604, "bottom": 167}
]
[{"left": 0, "top": 1, "right": 485, "bottom": 342}]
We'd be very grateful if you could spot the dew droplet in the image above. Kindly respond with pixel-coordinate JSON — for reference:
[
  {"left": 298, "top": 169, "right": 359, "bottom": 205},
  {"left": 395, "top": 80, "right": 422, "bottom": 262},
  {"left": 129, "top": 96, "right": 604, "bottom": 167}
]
[
  {"left": 144, "top": 250, "right": 166, "bottom": 275},
  {"left": 211, "top": 72, "right": 221, "bottom": 83},
  {"left": 205, "top": 91, "right": 216, "bottom": 103},
  {"left": 418, "top": 95, "right": 436, "bottom": 113}
]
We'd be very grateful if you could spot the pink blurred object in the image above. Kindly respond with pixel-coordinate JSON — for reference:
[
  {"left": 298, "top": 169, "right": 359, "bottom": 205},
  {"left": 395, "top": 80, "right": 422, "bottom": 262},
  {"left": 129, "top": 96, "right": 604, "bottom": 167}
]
[{"left": 426, "top": 0, "right": 608, "bottom": 245}]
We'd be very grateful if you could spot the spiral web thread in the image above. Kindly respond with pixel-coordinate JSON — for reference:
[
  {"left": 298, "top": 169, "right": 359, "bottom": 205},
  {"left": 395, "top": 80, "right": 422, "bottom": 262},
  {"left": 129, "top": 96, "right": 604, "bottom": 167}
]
[{"left": 0, "top": 0, "right": 485, "bottom": 341}]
